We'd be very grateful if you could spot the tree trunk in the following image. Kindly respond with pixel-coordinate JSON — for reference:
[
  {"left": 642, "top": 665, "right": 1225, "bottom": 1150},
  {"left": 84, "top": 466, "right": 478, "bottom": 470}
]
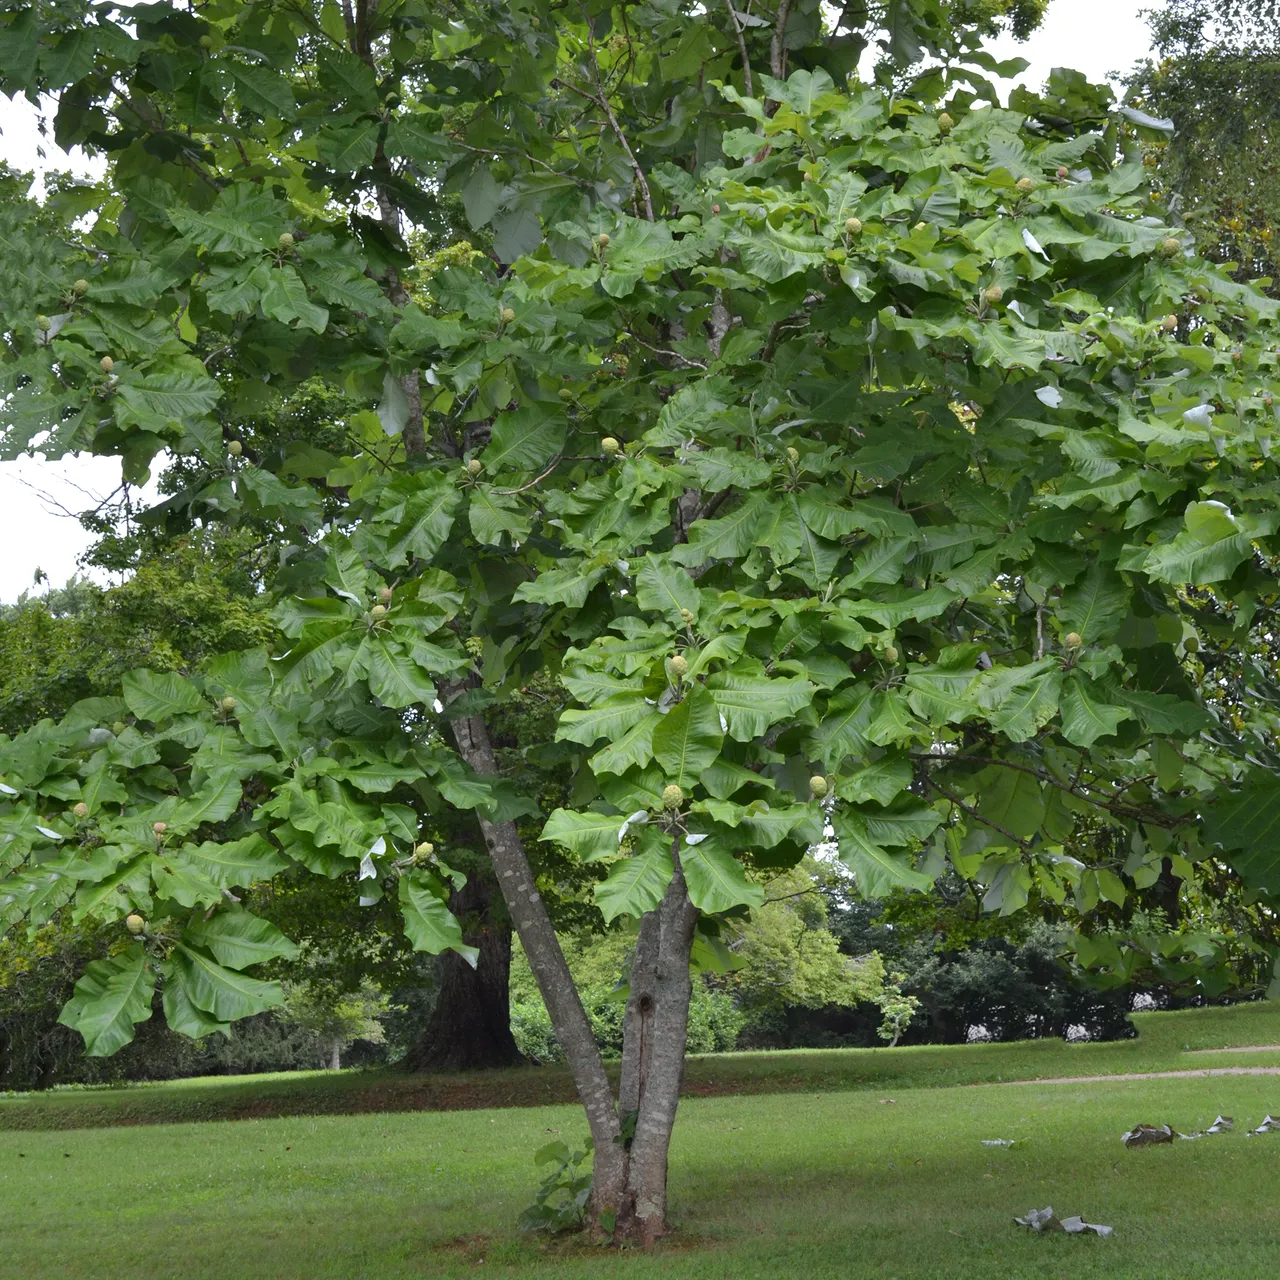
[
  {"left": 448, "top": 707, "right": 628, "bottom": 1221},
  {"left": 448, "top": 704, "right": 700, "bottom": 1243},
  {"left": 403, "top": 868, "right": 524, "bottom": 1072},
  {"left": 612, "top": 843, "right": 699, "bottom": 1244},
  {"left": 329, "top": 1039, "right": 342, "bottom": 1071}
]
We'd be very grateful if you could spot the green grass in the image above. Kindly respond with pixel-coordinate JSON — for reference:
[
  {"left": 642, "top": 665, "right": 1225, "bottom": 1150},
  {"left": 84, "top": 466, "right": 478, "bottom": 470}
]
[
  {"left": 3, "top": 1071, "right": 1280, "bottom": 1278},
  {"left": 3, "top": 1001, "right": 1279, "bottom": 1131}
]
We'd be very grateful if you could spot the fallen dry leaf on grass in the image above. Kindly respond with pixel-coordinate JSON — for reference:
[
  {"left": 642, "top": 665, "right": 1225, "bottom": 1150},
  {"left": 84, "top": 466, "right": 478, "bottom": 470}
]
[
  {"left": 1015, "top": 1207, "right": 1112, "bottom": 1237},
  {"left": 1122, "top": 1123, "right": 1176, "bottom": 1147}
]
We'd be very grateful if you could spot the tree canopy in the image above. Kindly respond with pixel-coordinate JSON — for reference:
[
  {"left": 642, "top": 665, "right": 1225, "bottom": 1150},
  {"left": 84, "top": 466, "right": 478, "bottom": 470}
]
[{"left": 1, "top": 0, "right": 1278, "bottom": 1242}]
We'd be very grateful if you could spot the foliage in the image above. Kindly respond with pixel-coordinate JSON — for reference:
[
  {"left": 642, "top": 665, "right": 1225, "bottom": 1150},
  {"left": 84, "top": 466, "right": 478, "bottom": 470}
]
[
  {"left": 723, "top": 861, "right": 886, "bottom": 1014},
  {"left": 0, "top": 532, "right": 275, "bottom": 735},
  {"left": 518, "top": 1136, "right": 596, "bottom": 1235},
  {"left": 1, "top": 0, "right": 1279, "bottom": 1235},
  {"left": 1128, "top": 1, "right": 1280, "bottom": 287},
  {"left": 873, "top": 970, "right": 921, "bottom": 1045},
  {"left": 279, "top": 977, "right": 391, "bottom": 1067},
  {"left": 509, "top": 934, "right": 743, "bottom": 1060}
]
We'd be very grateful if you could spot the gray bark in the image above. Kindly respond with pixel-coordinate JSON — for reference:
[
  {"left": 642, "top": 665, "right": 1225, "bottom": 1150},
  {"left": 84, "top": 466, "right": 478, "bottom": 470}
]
[
  {"left": 614, "top": 842, "right": 700, "bottom": 1244},
  {"left": 329, "top": 1039, "right": 341, "bottom": 1071},
  {"left": 448, "top": 708, "right": 628, "bottom": 1217}
]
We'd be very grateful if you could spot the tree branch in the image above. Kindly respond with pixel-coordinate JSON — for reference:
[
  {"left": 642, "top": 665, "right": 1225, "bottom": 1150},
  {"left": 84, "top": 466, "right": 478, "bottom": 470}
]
[{"left": 725, "top": 0, "right": 755, "bottom": 98}]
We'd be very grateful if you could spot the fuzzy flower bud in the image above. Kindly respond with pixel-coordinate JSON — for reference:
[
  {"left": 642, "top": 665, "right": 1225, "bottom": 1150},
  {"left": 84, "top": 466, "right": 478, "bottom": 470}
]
[
  {"left": 220, "top": 696, "right": 237, "bottom": 713},
  {"left": 279, "top": 232, "right": 294, "bottom": 249},
  {"left": 662, "top": 784, "right": 684, "bottom": 810},
  {"left": 73, "top": 279, "right": 89, "bottom": 295},
  {"left": 501, "top": 307, "right": 516, "bottom": 324},
  {"left": 73, "top": 802, "right": 89, "bottom": 819},
  {"left": 845, "top": 217, "right": 862, "bottom": 235},
  {"left": 126, "top": 914, "right": 146, "bottom": 935},
  {"left": 379, "top": 586, "right": 394, "bottom": 604},
  {"left": 466, "top": 458, "right": 483, "bottom": 476},
  {"left": 153, "top": 822, "right": 167, "bottom": 836},
  {"left": 937, "top": 111, "right": 954, "bottom": 133},
  {"left": 101, "top": 356, "right": 114, "bottom": 373},
  {"left": 1160, "top": 236, "right": 1181, "bottom": 257},
  {"left": 601, "top": 436, "right": 621, "bottom": 456},
  {"left": 809, "top": 775, "right": 829, "bottom": 799},
  {"left": 1162, "top": 314, "right": 1178, "bottom": 332},
  {"left": 370, "top": 604, "right": 388, "bottom": 620},
  {"left": 227, "top": 440, "right": 242, "bottom": 456},
  {"left": 883, "top": 646, "right": 899, "bottom": 663},
  {"left": 983, "top": 284, "right": 1003, "bottom": 305},
  {"left": 1015, "top": 177, "right": 1036, "bottom": 195},
  {"left": 668, "top": 654, "right": 689, "bottom": 679},
  {"left": 1064, "top": 632, "right": 1083, "bottom": 650}
]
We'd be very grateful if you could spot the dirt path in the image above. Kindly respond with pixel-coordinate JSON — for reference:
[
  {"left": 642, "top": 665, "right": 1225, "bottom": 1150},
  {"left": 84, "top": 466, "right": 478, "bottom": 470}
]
[
  {"left": 1185, "top": 1044, "right": 1280, "bottom": 1055},
  {"left": 991, "top": 1066, "right": 1280, "bottom": 1086}
]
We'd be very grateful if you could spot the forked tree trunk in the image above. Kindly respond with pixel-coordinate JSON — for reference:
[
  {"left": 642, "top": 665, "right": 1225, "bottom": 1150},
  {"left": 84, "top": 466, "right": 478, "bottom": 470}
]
[
  {"left": 612, "top": 848, "right": 700, "bottom": 1243},
  {"left": 449, "top": 707, "right": 699, "bottom": 1243},
  {"left": 404, "top": 870, "right": 524, "bottom": 1072}
]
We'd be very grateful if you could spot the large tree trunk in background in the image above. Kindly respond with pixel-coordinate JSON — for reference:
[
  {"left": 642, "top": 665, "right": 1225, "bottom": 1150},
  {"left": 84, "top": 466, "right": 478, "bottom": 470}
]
[
  {"left": 329, "top": 1040, "right": 342, "bottom": 1071},
  {"left": 404, "top": 869, "right": 524, "bottom": 1072}
]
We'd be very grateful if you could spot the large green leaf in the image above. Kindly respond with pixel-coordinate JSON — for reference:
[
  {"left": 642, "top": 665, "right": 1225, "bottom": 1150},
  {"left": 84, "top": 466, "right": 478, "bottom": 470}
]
[
  {"left": 595, "top": 840, "right": 674, "bottom": 923},
  {"left": 1058, "top": 564, "right": 1130, "bottom": 642},
  {"left": 161, "top": 958, "right": 233, "bottom": 1040},
  {"left": 833, "top": 811, "right": 934, "bottom": 897},
  {"left": 484, "top": 404, "right": 566, "bottom": 472},
  {"left": 1060, "top": 673, "right": 1131, "bottom": 746},
  {"left": 541, "top": 808, "right": 628, "bottom": 860},
  {"left": 173, "top": 771, "right": 243, "bottom": 831},
  {"left": 171, "top": 945, "right": 284, "bottom": 1021},
  {"left": 707, "top": 670, "right": 814, "bottom": 741},
  {"left": 58, "top": 946, "right": 155, "bottom": 1056},
  {"left": 174, "top": 835, "right": 288, "bottom": 889},
  {"left": 122, "top": 669, "right": 205, "bottom": 721},
  {"left": 635, "top": 555, "right": 700, "bottom": 624},
  {"left": 1202, "top": 778, "right": 1280, "bottom": 896},
  {"left": 182, "top": 911, "right": 300, "bottom": 969},
  {"left": 681, "top": 841, "right": 764, "bottom": 913},
  {"left": 1143, "top": 503, "right": 1278, "bottom": 585},
  {"left": 652, "top": 685, "right": 724, "bottom": 788},
  {"left": 399, "top": 872, "right": 477, "bottom": 965},
  {"left": 557, "top": 696, "right": 654, "bottom": 747}
]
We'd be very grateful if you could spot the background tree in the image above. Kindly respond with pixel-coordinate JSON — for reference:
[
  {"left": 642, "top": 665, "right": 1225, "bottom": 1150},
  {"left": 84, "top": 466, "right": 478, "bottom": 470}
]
[
  {"left": 1128, "top": 0, "right": 1280, "bottom": 286},
  {"left": 2, "top": 0, "right": 1279, "bottom": 1247}
]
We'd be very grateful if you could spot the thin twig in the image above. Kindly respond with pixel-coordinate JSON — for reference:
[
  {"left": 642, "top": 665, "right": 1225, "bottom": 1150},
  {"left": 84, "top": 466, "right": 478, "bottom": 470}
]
[
  {"left": 627, "top": 331, "right": 708, "bottom": 369},
  {"left": 928, "top": 778, "right": 1030, "bottom": 849},
  {"left": 725, "top": 0, "right": 755, "bottom": 98},
  {"left": 494, "top": 457, "right": 563, "bottom": 495}
]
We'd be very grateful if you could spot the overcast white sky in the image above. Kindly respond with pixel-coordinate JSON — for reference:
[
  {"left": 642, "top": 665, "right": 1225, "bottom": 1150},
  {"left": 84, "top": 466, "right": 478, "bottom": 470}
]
[{"left": 0, "top": 0, "right": 1155, "bottom": 605}]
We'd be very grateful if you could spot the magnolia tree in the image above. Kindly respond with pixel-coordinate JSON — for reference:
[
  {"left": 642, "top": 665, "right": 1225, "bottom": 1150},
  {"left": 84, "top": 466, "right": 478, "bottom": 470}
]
[{"left": 2, "top": 0, "right": 1279, "bottom": 1244}]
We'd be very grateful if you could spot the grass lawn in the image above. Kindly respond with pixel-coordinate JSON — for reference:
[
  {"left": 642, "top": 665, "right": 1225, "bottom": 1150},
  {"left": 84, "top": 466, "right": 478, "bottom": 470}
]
[
  {"left": 1, "top": 1005, "right": 1279, "bottom": 1278},
  {"left": 2, "top": 1001, "right": 1279, "bottom": 1131},
  {"left": 3, "top": 1072, "right": 1280, "bottom": 1279}
]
